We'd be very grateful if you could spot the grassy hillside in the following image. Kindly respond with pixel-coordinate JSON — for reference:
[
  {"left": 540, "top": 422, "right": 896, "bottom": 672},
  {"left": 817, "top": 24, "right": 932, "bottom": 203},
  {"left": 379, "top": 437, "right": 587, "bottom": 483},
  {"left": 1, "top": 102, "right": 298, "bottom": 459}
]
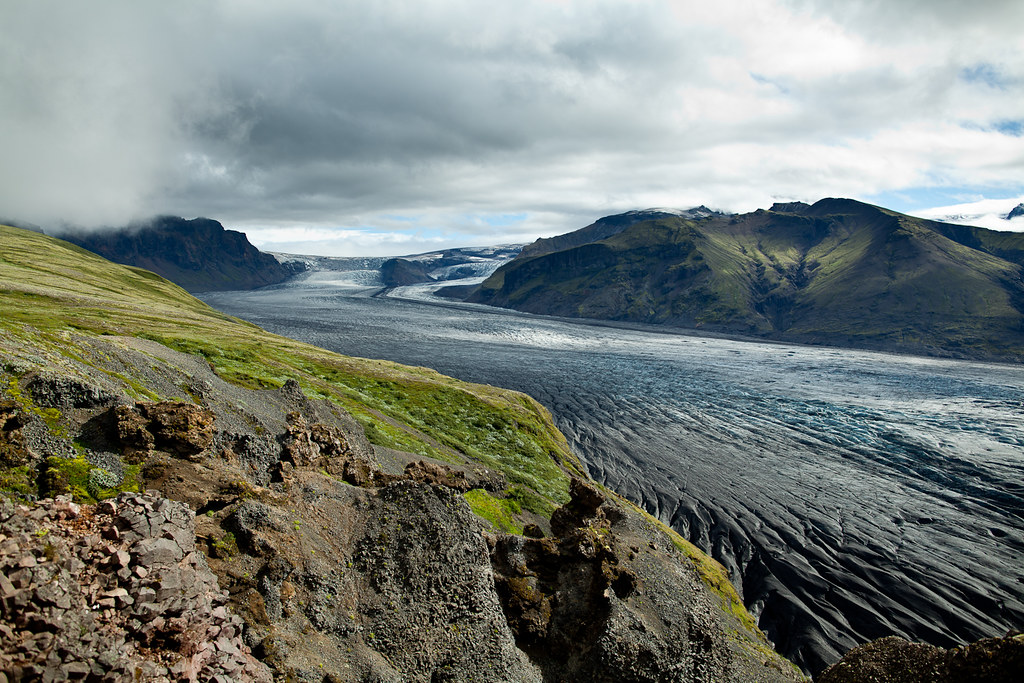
[
  {"left": 0, "top": 224, "right": 802, "bottom": 681},
  {"left": 0, "top": 224, "right": 581, "bottom": 504},
  {"left": 471, "top": 199, "right": 1024, "bottom": 361}
]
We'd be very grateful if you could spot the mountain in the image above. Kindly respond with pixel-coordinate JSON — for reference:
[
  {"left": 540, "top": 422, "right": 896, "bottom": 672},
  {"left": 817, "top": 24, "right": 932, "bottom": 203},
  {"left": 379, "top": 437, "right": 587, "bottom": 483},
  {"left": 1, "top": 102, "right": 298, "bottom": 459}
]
[
  {"left": 0, "top": 223, "right": 805, "bottom": 681},
  {"left": 469, "top": 198, "right": 1024, "bottom": 361},
  {"left": 519, "top": 206, "right": 725, "bottom": 260},
  {"left": 380, "top": 257, "right": 436, "bottom": 286},
  {"left": 1008, "top": 202, "right": 1024, "bottom": 220},
  {"left": 57, "top": 216, "right": 294, "bottom": 292}
]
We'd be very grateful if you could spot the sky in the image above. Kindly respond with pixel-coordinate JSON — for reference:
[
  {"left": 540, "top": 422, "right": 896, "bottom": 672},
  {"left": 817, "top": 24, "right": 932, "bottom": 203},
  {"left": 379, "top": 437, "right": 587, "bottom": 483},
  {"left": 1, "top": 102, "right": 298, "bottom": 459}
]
[{"left": 2, "top": 0, "right": 1023, "bottom": 256}]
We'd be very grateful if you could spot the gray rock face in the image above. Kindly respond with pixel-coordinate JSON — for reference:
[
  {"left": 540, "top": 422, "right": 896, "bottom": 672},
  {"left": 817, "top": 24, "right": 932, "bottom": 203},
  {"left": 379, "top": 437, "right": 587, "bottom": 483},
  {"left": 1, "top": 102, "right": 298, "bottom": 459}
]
[
  {"left": 351, "top": 481, "right": 541, "bottom": 681},
  {"left": 25, "top": 373, "right": 116, "bottom": 410},
  {"left": 218, "top": 476, "right": 544, "bottom": 682},
  {"left": 211, "top": 467, "right": 805, "bottom": 683}
]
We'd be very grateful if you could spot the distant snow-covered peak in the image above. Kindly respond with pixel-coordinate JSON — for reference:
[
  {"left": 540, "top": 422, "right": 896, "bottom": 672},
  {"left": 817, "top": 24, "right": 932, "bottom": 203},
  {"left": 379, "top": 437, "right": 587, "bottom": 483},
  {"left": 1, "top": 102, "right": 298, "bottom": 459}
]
[
  {"left": 629, "top": 206, "right": 728, "bottom": 219},
  {"left": 912, "top": 196, "right": 1024, "bottom": 232}
]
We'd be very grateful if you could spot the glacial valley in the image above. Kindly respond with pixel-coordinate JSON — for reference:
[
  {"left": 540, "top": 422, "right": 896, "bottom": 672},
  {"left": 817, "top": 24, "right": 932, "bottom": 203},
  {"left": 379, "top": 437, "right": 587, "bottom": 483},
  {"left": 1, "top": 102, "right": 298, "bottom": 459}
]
[{"left": 203, "top": 271, "right": 1024, "bottom": 674}]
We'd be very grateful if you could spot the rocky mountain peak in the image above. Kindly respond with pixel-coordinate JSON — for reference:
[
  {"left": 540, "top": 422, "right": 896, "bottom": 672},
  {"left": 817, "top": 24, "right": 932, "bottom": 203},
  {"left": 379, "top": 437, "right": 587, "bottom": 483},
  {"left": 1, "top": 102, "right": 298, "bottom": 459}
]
[
  {"left": 770, "top": 201, "right": 811, "bottom": 213},
  {"left": 56, "top": 216, "right": 293, "bottom": 292}
]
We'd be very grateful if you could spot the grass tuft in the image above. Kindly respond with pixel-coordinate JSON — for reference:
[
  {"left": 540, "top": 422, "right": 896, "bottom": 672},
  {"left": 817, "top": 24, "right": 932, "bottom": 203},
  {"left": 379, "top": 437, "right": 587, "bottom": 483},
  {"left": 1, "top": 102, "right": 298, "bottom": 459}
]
[{"left": 463, "top": 489, "right": 525, "bottom": 535}]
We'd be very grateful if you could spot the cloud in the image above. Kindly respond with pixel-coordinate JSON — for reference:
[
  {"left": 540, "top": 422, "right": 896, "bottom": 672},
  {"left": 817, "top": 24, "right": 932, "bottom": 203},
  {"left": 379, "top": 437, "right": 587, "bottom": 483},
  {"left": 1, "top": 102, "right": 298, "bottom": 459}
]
[
  {"left": 1, "top": 0, "right": 1022, "bottom": 253},
  {"left": 911, "top": 195, "right": 1024, "bottom": 232}
]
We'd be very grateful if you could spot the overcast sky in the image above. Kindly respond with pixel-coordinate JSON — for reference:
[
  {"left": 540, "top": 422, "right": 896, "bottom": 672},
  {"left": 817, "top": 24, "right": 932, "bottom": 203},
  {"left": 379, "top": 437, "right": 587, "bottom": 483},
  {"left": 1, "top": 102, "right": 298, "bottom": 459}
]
[{"left": 2, "top": 0, "right": 1023, "bottom": 255}]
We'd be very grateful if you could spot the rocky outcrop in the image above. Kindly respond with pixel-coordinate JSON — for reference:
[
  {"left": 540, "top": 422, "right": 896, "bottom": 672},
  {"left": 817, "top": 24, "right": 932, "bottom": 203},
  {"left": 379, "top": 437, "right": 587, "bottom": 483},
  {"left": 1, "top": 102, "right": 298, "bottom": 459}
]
[
  {"left": 817, "top": 634, "right": 1024, "bottom": 683},
  {"left": 380, "top": 257, "right": 436, "bottom": 286},
  {"left": 0, "top": 493, "right": 271, "bottom": 682},
  {"left": 212, "top": 465, "right": 802, "bottom": 683},
  {"left": 0, "top": 401, "right": 30, "bottom": 469},
  {"left": 491, "top": 477, "right": 797, "bottom": 682},
  {"left": 113, "top": 402, "right": 216, "bottom": 462},
  {"left": 0, "top": 323, "right": 804, "bottom": 681},
  {"left": 1, "top": 347, "right": 806, "bottom": 682}
]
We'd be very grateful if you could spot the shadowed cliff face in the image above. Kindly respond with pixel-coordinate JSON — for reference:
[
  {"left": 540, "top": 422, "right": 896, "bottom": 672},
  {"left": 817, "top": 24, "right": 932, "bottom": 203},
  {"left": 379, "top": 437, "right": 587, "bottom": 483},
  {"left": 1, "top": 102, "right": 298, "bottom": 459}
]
[{"left": 57, "top": 216, "right": 293, "bottom": 292}]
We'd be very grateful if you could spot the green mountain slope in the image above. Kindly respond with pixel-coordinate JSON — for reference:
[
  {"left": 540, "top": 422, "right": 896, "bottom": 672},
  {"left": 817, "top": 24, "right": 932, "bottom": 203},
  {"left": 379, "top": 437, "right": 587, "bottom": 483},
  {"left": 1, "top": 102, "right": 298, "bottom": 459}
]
[
  {"left": 0, "top": 224, "right": 579, "bottom": 502},
  {"left": 518, "top": 207, "right": 721, "bottom": 259},
  {"left": 470, "top": 199, "right": 1024, "bottom": 360}
]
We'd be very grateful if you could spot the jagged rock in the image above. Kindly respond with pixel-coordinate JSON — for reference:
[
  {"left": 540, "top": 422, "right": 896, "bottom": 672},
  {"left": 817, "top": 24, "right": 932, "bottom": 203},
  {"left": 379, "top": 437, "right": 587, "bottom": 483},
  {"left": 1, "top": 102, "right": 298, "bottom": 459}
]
[
  {"left": 224, "top": 500, "right": 286, "bottom": 557},
  {"left": 0, "top": 493, "right": 273, "bottom": 682},
  {"left": 133, "top": 536, "right": 185, "bottom": 566},
  {"left": 278, "top": 411, "right": 354, "bottom": 468},
  {"left": 273, "top": 411, "right": 399, "bottom": 489},
  {"left": 111, "top": 401, "right": 215, "bottom": 462},
  {"left": 25, "top": 374, "right": 115, "bottom": 410},
  {"left": 113, "top": 404, "right": 156, "bottom": 460},
  {"left": 818, "top": 633, "right": 1024, "bottom": 683},
  {"left": 549, "top": 477, "right": 606, "bottom": 536},
  {"left": 0, "top": 401, "right": 30, "bottom": 468},
  {"left": 140, "top": 402, "right": 216, "bottom": 457},
  {"left": 347, "top": 481, "right": 542, "bottom": 681},
  {"left": 492, "top": 492, "right": 647, "bottom": 678},
  {"left": 523, "top": 523, "right": 545, "bottom": 539},
  {"left": 403, "top": 459, "right": 472, "bottom": 491},
  {"left": 487, "top": 485, "right": 799, "bottom": 682}
]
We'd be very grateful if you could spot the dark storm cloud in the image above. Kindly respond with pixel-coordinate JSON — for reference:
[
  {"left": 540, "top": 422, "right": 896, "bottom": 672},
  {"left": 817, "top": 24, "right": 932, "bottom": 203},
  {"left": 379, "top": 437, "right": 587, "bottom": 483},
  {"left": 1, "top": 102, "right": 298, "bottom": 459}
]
[{"left": 1, "top": 0, "right": 1022, "bottom": 254}]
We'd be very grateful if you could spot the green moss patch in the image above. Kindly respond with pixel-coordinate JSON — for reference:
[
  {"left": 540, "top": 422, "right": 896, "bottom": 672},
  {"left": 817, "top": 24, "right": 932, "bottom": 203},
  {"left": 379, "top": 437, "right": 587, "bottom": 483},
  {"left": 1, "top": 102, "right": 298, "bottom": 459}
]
[
  {"left": 41, "top": 456, "right": 141, "bottom": 504},
  {"left": 0, "top": 465, "right": 35, "bottom": 498},
  {"left": 464, "top": 489, "right": 525, "bottom": 535}
]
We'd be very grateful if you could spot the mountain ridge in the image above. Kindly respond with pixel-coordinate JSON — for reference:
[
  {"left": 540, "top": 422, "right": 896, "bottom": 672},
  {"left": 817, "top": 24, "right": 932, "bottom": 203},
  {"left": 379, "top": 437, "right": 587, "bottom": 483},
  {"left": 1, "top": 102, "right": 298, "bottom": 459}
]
[
  {"left": 56, "top": 216, "right": 295, "bottom": 293},
  {"left": 519, "top": 206, "right": 727, "bottom": 260},
  {"left": 468, "top": 198, "right": 1024, "bottom": 361}
]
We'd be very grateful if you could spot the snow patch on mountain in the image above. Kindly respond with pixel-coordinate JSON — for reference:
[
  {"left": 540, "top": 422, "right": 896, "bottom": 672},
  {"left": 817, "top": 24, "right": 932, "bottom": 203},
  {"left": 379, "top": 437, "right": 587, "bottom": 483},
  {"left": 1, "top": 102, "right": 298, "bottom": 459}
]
[{"left": 912, "top": 196, "right": 1024, "bottom": 231}]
